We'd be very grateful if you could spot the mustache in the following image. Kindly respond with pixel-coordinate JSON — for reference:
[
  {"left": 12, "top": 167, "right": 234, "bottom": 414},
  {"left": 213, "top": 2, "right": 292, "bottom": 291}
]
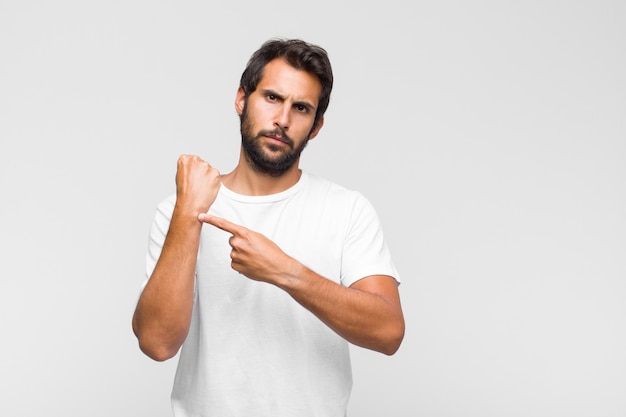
[{"left": 257, "top": 128, "right": 294, "bottom": 147}]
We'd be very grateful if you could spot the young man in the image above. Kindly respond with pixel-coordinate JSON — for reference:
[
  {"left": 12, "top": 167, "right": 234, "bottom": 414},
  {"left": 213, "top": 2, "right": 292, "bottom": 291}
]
[{"left": 132, "top": 38, "right": 404, "bottom": 416}]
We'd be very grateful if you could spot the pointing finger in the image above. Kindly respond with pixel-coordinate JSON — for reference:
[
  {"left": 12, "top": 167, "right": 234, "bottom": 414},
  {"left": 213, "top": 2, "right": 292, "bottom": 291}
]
[{"left": 198, "top": 214, "right": 245, "bottom": 236}]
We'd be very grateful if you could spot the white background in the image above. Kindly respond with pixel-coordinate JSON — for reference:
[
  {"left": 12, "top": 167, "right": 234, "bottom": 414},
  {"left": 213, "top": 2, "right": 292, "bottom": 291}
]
[{"left": 1, "top": 1, "right": 625, "bottom": 416}]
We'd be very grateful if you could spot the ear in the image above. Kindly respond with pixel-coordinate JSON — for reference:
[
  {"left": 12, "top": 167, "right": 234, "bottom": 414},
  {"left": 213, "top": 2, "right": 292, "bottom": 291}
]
[
  {"left": 307, "top": 116, "right": 324, "bottom": 141},
  {"left": 235, "top": 87, "right": 246, "bottom": 115}
]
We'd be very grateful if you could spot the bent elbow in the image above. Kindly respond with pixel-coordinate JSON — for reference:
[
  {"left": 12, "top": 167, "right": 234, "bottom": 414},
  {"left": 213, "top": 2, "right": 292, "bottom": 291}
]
[
  {"left": 138, "top": 338, "right": 180, "bottom": 362},
  {"left": 132, "top": 315, "right": 184, "bottom": 361},
  {"left": 381, "top": 319, "right": 405, "bottom": 356},
  {"left": 133, "top": 323, "right": 181, "bottom": 362},
  {"left": 145, "top": 348, "right": 178, "bottom": 362},
  {"left": 382, "top": 337, "right": 403, "bottom": 356}
]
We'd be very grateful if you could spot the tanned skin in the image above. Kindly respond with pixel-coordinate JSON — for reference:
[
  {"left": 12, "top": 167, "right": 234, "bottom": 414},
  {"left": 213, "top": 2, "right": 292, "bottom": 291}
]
[{"left": 132, "top": 58, "right": 404, "bottom": 361}]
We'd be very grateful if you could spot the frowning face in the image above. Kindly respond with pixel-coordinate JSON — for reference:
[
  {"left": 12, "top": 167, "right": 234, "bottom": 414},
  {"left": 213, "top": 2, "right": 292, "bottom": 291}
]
[{"left": 236, "top": 58, "right": 324, "bottom": 176}]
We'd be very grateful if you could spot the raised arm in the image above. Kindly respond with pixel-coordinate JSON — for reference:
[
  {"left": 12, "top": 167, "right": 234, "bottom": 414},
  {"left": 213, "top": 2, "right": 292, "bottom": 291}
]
[
  {"left": 199, "top": 214, "right": 405, "bottom": 355},
  {"left": 132, "top": 155, "right": 221, "bottom": 361}
]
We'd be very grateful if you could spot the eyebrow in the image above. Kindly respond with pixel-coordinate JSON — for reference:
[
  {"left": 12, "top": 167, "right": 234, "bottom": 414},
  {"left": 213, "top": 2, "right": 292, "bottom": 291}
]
[{"left": 261, "top": 89, "right": 317, "bottom": 113}]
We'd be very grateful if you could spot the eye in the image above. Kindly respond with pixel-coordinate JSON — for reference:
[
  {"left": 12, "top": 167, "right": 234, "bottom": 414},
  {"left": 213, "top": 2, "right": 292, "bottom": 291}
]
[
  {"left": 294, "top": 104, "right": 308, "bottom": 113},
  {"left": 266, "top": 94, "right": 278, "bottom": 102}
]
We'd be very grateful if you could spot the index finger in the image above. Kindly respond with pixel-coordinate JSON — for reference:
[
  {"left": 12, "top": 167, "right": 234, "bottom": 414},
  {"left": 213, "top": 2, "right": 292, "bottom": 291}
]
[{"left": 198, "top": 213, "right": 245, "bottom": 235}]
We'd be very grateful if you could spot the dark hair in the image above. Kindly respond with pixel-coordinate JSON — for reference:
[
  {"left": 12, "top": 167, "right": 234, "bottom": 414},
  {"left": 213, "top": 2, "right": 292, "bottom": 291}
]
[{"left": 239, "top": 38, "right": 334, "bottom": 130}]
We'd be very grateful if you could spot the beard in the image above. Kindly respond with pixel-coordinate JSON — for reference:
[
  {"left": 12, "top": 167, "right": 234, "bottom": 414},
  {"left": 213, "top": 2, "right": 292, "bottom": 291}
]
[{"left": 239, "top": 104, "right": 310, "bottom": 177}]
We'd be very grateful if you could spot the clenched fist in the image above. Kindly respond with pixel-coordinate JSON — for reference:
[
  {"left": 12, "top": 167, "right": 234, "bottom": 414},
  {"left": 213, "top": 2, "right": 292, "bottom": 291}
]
[{"left": 175, "top": 154, "right": 221, "bottom": 215}]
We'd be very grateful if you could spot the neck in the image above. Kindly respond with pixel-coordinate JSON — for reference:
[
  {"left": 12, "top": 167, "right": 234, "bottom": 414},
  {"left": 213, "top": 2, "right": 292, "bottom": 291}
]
[{"left": 221, "top": 150, "right": 302, "bottom": 196}]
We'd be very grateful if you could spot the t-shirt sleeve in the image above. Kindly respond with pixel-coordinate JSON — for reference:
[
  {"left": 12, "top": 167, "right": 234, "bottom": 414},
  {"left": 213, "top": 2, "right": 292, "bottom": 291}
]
[
  {"left": 340, "top": 193, "right": 400, "bottom": 288},
  {"left": 140, "top": 194, "right": 176, "bottom": 291}
]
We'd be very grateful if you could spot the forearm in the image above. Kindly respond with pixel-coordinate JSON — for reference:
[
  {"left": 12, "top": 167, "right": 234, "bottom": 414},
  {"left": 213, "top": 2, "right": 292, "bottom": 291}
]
[
  {"left": 198, "top": 214, "right": 405, "bottom": 355},
  {"left": 276, "top": 262, "right": 405, "bottom": 355},
  {"left": 132, "top": 210, "right": 201, "bottom": 361}
]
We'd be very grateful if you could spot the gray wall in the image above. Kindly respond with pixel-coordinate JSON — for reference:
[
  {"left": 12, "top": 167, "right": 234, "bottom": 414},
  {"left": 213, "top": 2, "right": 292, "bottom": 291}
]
[{"left": 1, "top": 1, "right": 624, "bottom": 416}]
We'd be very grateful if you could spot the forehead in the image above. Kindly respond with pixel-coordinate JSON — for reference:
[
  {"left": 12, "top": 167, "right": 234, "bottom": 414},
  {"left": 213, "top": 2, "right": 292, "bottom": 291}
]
[{"left": 257, "top": 58, "right": 322, "bottom": 105}]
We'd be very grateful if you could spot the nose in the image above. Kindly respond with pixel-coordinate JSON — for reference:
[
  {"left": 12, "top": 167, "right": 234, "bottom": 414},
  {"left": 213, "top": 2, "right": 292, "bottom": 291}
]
[{"left": 274, "top": 104, "right": 290, "bottom": 131}]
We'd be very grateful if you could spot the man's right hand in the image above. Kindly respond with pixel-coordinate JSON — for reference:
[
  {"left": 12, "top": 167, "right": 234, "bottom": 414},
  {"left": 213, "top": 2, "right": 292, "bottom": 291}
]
[
  {"left": 133, "top": 154, "right": 220, "bottom": 361},
  {"left": 175, "top": 154, "right": 221, "bottom": 215}
]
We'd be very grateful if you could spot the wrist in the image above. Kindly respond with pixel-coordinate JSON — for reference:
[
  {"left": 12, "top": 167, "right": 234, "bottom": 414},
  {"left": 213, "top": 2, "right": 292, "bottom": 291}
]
[
  {"left": 172, "top": 203, "right": 206, "bottom": 227},
  {"left": 175, "top": 196, "right": 209, "bottom": 214},
  {"left": 276, "top": 258, "right": 308, "bottom": 290}
]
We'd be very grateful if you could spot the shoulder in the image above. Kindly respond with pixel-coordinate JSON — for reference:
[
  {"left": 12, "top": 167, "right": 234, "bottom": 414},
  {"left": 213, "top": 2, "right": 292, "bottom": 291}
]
[
  {"left": 302, "top": 172, "right": 366, "bottom": 202},
  {"left": 299, "top": 172, "right": 380, "bottom": 227},
  {"left": 304, "top": 172, "right": 375, "bottom": 210}
]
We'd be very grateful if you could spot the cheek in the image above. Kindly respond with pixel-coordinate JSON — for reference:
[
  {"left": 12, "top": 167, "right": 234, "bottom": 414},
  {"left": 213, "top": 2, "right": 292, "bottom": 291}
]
[
  {"left": 248, "top": 102, "right": 272, "bottom": 125},
  {"left": 295, "top": 118, "right": 316, "bottom": 138}
]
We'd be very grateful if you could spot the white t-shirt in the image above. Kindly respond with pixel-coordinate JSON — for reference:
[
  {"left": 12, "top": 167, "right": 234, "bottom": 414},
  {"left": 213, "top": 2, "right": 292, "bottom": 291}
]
[{"left": 143, "top": 171, "right": 400, "bottom": 417}]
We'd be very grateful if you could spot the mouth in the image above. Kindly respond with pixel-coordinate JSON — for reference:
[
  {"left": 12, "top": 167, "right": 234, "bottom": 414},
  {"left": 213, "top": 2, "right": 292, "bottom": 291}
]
[
  {"left": 261, "top": 130, "right": 293, "bottom": 147},
  {"left": 266, "top": 134, "right": 284, "bottom": 142}
]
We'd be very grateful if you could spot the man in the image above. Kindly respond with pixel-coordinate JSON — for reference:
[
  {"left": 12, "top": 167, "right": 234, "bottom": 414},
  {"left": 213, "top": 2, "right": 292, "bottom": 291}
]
[{"left": 132, "top": 38, "right": 405, "bottom": 416}]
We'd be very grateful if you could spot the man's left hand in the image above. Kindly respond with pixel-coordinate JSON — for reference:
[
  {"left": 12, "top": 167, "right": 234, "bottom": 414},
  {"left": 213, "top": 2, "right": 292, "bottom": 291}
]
[{"left": 198, "top": 214, "right": 300, "bottom": 284}]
